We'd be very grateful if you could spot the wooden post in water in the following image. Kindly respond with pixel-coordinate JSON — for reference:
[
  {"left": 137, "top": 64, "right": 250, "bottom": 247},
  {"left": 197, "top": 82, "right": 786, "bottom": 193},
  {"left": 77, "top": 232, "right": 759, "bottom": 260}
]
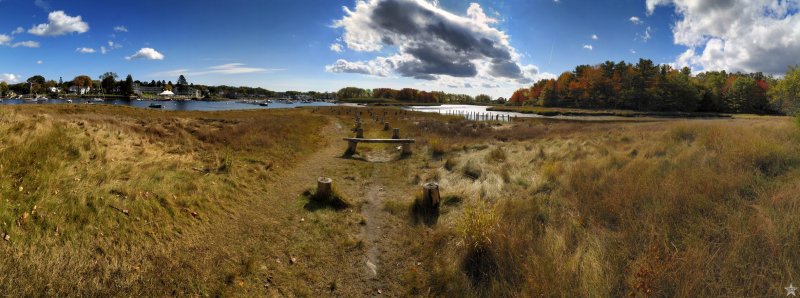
[
  {"left": 392, "top": 128, "right": 401, "bottom": 139},
  {"left": 383, "top": 122, "right": 390, "bottom": 131},
  {"left": 422, "top": 182, "right": 441, "bottom": 209},
  {"left": 316, "top": 177, "right": 333, "bottom": 199},
  {"left": 356, "top": 128, "right": 364, "bottom": 138}
]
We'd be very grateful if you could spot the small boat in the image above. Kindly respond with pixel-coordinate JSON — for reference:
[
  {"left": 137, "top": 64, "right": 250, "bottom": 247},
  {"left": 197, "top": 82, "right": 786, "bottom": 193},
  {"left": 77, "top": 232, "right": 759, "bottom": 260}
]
[
  {"left": 91, "top": 98, "right": 104, "bottom": 102},
  {"left": 259, "top": 102, "right": 269, "bottom": 107},
  {"left": 66, "top": 99, "right": 73, "bottom": 103},
  {"left": 148, "top": 103, "right": 163, "bottom": 109}
]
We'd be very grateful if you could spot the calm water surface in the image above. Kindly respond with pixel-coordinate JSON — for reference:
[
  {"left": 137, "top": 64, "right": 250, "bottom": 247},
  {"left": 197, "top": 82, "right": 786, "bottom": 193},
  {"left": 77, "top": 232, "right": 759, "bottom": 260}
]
[
  {"left": 404, "top": 104, "right": 644, "bottom": 121},
  {"left": 0, "top": 99, "right": 336, "bottom": 111}
]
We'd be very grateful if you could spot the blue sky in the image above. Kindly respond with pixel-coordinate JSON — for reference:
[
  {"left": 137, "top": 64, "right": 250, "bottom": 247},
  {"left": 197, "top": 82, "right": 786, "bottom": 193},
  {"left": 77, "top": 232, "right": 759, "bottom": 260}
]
[{"left": 1, "top": 0, "right": 798, "bottom": 97}]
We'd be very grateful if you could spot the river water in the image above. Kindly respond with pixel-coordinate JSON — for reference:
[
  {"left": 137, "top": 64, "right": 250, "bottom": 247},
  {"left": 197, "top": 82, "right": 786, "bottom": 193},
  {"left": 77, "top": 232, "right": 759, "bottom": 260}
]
[
  {"left": 404, "top": 104, "right": 656, "bottom": 121},
  {"left": 0, "top": 98, "right": 336, "bottom": 111},
  {"left": 403, "top": 104, "right": 589, "bottom": 121},
  {"left": 0, "top": 100, "right": 633, "bottom": 121}
]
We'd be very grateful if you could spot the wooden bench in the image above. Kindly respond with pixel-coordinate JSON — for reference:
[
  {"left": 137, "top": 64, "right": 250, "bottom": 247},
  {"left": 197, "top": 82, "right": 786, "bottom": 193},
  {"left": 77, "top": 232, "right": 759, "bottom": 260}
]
[{"left": 343, "top": 138, "right": 415, "bottom": 155}]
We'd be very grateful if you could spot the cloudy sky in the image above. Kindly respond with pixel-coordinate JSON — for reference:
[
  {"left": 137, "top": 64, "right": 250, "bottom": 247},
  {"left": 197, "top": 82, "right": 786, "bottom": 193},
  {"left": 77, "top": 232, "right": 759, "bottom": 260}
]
[{"left": 1, "top": 0, "right": 799, "bottom": 97}]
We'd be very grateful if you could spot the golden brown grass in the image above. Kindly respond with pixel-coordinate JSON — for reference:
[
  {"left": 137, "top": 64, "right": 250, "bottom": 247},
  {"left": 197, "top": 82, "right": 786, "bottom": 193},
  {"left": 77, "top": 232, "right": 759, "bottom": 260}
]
[
  {"left": 0, "top": 105, "right": 328, "bottom": 296},
  {"left": 3, "top": 104, "right": 798, "bottom": 296},
  {"left": 334, "top": 105, "right": 800, "bottom": 296}
]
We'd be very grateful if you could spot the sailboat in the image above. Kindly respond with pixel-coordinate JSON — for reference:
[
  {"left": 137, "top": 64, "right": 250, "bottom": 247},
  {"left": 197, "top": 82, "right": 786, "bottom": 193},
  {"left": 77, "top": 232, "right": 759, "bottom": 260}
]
[{"left": 90, "top": 85, "right": 105, "bottom": 102}]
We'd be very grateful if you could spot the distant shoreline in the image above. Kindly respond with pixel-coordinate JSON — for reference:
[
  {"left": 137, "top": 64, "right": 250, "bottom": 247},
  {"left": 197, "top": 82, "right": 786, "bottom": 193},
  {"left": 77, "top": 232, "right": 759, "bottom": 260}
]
[{"left": 488, "top": 106, "right": 734, "bottom": 118}]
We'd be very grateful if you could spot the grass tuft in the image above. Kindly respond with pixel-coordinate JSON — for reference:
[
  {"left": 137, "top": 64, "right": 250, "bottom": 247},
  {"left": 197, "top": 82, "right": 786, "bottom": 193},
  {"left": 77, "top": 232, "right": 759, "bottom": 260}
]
[
  {"left": 795, "top": 114, "right": 800, "bottom": 128},
  {"left": 487, "top": 147, "right": 507, "bottom": 162},
  {"left": 462, "top": 159, "right": 482, "bottom": 180},
  {"left": 429, "top": 137, "right": 447, "bottom": 157},
  {"left": 444, "top": 158, "right": 457, "bottom": 171}
]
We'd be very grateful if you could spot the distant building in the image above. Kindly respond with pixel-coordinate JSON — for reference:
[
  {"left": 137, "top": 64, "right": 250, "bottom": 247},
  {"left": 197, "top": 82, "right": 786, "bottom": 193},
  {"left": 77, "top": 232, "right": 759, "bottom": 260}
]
[
  {"left": 173, "top": 87, "right": 201, "bottom": 98},
  {"left": 132, "top": 83, "right": 163, "bottom": 95},
  {"left": 69, "top": 86, "right": 92, "bottom": 95},
  {"left": 136, "top": 83, "right": 200, "bottom": 98},
  {"left": 48, "top": 87, "right": 62, "bottom": 93}
]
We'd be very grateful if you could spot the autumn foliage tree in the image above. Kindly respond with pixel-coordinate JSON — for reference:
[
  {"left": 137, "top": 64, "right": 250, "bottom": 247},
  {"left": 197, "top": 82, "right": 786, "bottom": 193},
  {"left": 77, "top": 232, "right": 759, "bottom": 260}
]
[{"left": 512, "top": 59, "right": 780, "bottom": 114}]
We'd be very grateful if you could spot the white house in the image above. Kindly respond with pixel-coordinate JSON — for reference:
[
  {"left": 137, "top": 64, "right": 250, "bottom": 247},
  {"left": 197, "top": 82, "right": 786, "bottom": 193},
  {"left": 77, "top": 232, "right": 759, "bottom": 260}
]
[{"left": 69, "top": 86, "right": 91, "bottom": 95}]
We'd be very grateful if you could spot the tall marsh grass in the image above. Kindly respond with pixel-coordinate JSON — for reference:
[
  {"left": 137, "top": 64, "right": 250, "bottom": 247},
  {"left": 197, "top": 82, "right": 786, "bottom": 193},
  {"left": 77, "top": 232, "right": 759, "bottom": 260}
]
[
  {"left": 0, "top": 105, "right": 327, "bottom": 296},
  {"left": 418, "top": 118, "right": 800, "bottom": 296}
]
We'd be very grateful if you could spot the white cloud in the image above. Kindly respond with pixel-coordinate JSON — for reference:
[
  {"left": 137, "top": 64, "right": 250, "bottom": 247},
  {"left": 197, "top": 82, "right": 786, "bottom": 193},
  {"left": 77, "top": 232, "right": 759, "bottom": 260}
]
[
  {"left": 11, "top": 27, "right": 24, "bottom": 35},
  {"left": 102, "top": 40, "right": 122, "bottom": 54},
  {"left": 125, "top": 47, "right": 164, "bottom": 60},
  {"left": 76, "top": 47, "right": 95, "bottom": 53},
  {"left": 206, "top": 63, "right": 274, "bottom": 74},
  {"left": 1, "top": 74, "right": 20, "bottom": 83},
  {"left": 0, "top": 34, "right": 10, "bottom": 46},
  {"left": 646, "top": 0, "right": 671, "bottom": 15},
  {"left": 637, "top": 26, "right": 652, "bottom": 42},
  {"left": 583, "top": 44, "right": 593, "bottom": 50},
  {"left": 326, "top": 58, "right": 393, "bottom": 77},
  {"left": 630, "top": 49, "right": 637, "bottom": 54},
  {"left": 629, "top": 16, "right": 642, "bottom": 24},
  {"left": 34, "top": 0, "right": 50, "bottom": 11},
  {"left": 12, "top": 41, "right": 39, "bottom": 48},
  {"left": 330, "top": 43, "right": 343, "bottom": 53},
  {"left": 327, "top": 0, "right": 538, "bottom": 88},
  {"left": 154, "top": 63, "right": 280, "bottom": 77},
  {"left": 36, "top": 60, "right": 43, "bottom": 64},
  {"left": 466, "top": 3, "right": 498, "bottom": 24},
  {"left": 28, "top": 11, "right": 89, "bottom": 36},
  {"left": 650, "top": 0, "right": 800, "bottom": 74},
  {"left": 591, "top": 34, "right": 598, "bottom": 40},
  {"left": 114, "top": 26, "right": 128, "bottom": 32}
]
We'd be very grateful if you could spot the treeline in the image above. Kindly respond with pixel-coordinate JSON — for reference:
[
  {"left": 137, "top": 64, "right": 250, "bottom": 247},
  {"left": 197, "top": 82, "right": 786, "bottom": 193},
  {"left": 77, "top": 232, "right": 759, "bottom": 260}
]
[
  {"left": 511, "top": 59, "right": 800, "bottom": 115},
  {"left": 0, "top": 73, "right": 334, "bottom": 99},
  {"left": 337, "top": 87, "right": 495, "bottom": 104}
]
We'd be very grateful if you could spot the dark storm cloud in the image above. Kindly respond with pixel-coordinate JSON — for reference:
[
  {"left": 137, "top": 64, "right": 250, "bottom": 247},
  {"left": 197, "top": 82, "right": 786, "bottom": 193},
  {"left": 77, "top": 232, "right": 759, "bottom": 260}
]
[{"left": 328, "top": 0, "right": 532, "bottom": 82}]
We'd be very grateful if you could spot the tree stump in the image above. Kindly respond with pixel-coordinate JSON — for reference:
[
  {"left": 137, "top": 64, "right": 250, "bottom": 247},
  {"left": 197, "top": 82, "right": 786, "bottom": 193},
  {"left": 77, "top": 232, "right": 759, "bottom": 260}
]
[
  {"left": 316, "top": 177, "right": 333, "bottom": 199},
  {"left": 346, "top": 140, "right": 357, "bottom": 155},
  {"left": 356, "top": 128, "right": 364, "bottom": 138},
  {"left": 383, "top": 122, "right": 390, "bottom": 131},
  {"left": 402, "top": 143, "right": 412, "bottom": 155},
  {"left": 422, "top": 182, "right": 440, "bottom": 209},
  {"left": 392, "top": 128, "right": 400, "bottom": 139}
]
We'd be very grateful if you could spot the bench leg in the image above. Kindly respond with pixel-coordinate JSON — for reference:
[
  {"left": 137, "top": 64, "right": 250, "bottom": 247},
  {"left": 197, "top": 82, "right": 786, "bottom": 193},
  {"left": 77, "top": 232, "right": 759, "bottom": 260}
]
[
  {"left": 402, "top": 143, "right": 412, "bottom": 155},
  {"left": 346, "top": 141, "right": 357, "bottom": 155}
]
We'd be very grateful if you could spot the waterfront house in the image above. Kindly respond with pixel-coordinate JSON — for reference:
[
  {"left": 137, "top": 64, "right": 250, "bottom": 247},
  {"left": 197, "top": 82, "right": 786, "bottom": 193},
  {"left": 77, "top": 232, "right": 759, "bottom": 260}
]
[
  {"left": 173, "top": 87, "right": 201, "bottom": 98},
  {"left": 69, "top": 86, "right": 92, "bottom": 95},
  {"left": 132, "top": 83, "right": 163, "bottom": 96}
]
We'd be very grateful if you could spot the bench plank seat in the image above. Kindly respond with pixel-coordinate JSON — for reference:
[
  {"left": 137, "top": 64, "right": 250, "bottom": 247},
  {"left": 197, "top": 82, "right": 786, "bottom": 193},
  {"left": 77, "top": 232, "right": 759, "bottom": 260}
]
[
  {"left": 343, "top": 138, "right": 416, "bottom": 155},
  {"left": 342, "top": 138, "right": 415, "bottom": 143}
]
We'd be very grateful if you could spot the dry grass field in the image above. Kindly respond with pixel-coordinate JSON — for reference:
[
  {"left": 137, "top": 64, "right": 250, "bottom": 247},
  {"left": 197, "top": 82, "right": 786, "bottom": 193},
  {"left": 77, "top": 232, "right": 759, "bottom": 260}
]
[{"left": 0, "top": 104, "right": 798, "bottom": 296}]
